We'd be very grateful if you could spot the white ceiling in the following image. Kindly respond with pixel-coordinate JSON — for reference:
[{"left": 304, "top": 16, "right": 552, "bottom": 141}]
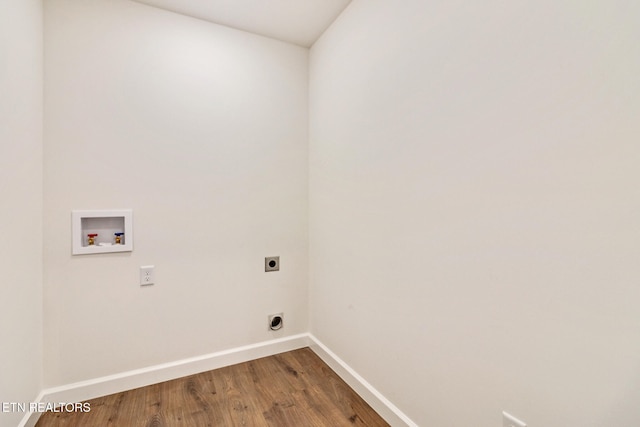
[{"left": 131, "top": 0, "right": 352, "bottom": 47}]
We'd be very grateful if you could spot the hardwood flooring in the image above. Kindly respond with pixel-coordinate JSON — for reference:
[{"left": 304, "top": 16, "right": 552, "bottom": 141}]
[{"left": 36, "top": 348, "right": 390, "bottom": 426}]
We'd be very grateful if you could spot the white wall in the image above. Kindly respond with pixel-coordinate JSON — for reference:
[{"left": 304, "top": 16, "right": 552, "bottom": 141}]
[
  {"left": 44, "top": 0, "right": 308, "bottom": 387},
  {"left": 309, "top": 1, "right": 640, "bottom": 426},
  {"left": 0, "top": 1, "right": 43, "bottom": 426}
]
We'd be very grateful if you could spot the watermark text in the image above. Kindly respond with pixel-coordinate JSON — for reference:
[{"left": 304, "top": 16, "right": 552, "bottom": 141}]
[{"left": 2, "top": 402, "right": 90, "bottom": 413}]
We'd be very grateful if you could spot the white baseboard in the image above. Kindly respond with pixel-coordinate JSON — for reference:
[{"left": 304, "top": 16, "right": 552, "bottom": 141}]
[
  {"left": 17, "top": 391, "right": 45, "bottom": 427},
  {"left": 19, "top": 333, "right": 413, "bottom": 427},
  {"left": 307, "top": 334, "right": 418, "bottom": 427},
  {"left": 33, "top": 334, "right": 309, "bottom": 412}
]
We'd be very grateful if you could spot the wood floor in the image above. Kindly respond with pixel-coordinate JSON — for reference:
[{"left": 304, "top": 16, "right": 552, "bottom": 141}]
[{"left": 36, "top": 348, "right": 390, "bottom": 427}]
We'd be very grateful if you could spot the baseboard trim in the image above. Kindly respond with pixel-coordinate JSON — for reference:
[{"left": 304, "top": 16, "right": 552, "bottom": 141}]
[
  {"left": 38, "top": 333, "right": 310, "bottom": 406},
  {"left": 17, "top": 390, "right": 45, "bottom": 427},
  {"left": 308, "top": 334, "right": 418, "bottom": 427},
  {"left": 21, "top": 333, "right": 414, "bottom": 427}
]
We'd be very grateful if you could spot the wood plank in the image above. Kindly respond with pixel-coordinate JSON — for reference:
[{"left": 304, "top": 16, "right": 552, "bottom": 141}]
[{"left": 36, "top": 348, "right": 390, "bottom": 427}]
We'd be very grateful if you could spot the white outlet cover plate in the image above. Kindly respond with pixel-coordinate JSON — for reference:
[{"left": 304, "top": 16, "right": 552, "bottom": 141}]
[
  {"left": 140, "top": 265, "right": 155, "bottom": 286},
  {"left": 503, "top": 411, "right": 526, "bottom": 427}
]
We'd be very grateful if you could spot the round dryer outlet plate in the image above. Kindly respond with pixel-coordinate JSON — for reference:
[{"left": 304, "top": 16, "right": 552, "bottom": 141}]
[
  {"left": 268, "top": 313, "right": 283, "bottom": 331},
  {"left": 265, "top": 256, "right": 280, "bottom": 272}
]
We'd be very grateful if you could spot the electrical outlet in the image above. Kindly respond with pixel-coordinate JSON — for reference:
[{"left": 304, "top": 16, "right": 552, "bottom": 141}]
[
  {"left": 503, "top": 412, "right": 526, "bottom": 427},
  {"left": 140, "top": 265, "right": 155, "bottom": 286},
  {"left": 265, "top": 256, "right": 279, "bottom": 272}
]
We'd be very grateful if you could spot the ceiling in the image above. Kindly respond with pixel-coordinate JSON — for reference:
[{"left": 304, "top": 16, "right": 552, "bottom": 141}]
[{"left": 131, "top": 0, "right": 352, "bottom": 47}]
